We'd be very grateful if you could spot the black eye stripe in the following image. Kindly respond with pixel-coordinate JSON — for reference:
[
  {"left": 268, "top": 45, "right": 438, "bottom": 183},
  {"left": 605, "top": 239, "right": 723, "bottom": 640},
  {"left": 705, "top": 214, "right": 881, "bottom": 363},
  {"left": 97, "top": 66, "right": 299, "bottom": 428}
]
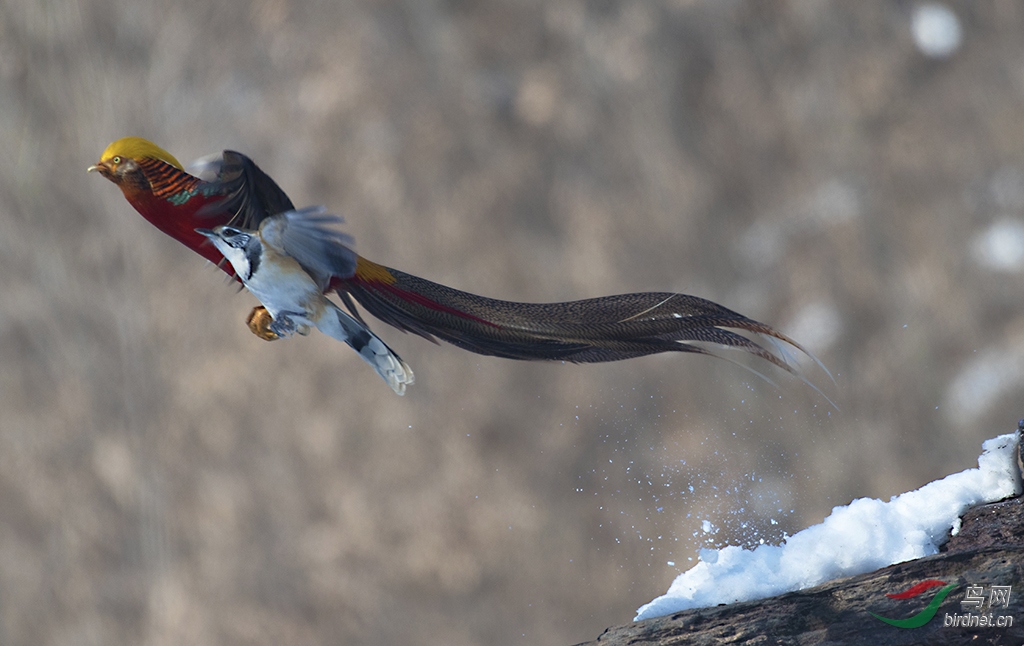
[
  {"left": 219, "top": 228, "right": 248, "bottom": 248},
  {"left": 245, "top": 241, "right": 260, "bottom": 279}
]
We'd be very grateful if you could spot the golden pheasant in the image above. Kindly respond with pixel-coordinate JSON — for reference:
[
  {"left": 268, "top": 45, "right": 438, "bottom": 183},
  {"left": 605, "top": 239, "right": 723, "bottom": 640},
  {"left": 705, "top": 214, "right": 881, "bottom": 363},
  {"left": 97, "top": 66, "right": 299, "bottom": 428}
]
[{"left": 90, "top": 137, "right": 820, "bottom": 380}]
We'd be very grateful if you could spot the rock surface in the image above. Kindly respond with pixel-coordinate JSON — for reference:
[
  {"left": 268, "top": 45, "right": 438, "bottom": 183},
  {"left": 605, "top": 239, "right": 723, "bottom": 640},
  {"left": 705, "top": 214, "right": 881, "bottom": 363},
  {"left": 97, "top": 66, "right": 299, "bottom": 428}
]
[{"left": 576, "top": 496, "right": 1024, "bottom": 645}]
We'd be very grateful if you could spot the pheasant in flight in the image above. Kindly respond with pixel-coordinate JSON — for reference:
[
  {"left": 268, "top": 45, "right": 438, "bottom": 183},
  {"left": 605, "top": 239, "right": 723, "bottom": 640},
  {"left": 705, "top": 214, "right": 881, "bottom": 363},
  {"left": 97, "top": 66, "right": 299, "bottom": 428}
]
[{"left": 90, "top": 137, "right": 822, "bottom": 391}]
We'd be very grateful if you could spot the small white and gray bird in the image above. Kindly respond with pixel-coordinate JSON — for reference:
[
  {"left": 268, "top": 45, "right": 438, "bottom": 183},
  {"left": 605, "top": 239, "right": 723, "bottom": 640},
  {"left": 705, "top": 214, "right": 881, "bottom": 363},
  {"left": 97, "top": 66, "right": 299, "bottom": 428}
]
[{"left": 197, "top": 207, "right": 414, "bottom": 395}]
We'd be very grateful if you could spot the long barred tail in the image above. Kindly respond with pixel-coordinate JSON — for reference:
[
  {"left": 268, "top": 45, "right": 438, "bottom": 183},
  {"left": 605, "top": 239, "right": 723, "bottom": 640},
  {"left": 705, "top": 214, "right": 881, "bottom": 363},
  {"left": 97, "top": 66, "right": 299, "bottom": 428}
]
[{"left": 341, "top": 263, "right": 814, "bottom": 375}]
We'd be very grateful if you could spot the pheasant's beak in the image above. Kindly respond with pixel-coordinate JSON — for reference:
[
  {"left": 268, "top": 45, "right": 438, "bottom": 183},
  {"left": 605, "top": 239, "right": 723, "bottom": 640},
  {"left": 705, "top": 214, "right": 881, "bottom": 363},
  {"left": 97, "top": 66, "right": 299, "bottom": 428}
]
[{"left": 87, "top": 160, "right": 112, "bottom": 177}]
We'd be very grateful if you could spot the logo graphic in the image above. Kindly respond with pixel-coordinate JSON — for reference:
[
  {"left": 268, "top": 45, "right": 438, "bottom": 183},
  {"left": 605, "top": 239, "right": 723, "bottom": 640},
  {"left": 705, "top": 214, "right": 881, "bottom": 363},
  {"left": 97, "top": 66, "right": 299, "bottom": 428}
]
[
  {"left": 870, "top": 579, "right": 957, "bottom": 628},
  {"left": 871, "top": 580, "right": 1015, "bottom": 629}
]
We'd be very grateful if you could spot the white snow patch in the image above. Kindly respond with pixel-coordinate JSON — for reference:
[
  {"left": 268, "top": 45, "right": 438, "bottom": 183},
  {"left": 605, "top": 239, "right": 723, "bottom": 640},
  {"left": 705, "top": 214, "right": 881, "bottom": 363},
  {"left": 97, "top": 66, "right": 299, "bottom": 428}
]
[{"left": 636, "top": 430, "right": 1021, "bottom": 620}]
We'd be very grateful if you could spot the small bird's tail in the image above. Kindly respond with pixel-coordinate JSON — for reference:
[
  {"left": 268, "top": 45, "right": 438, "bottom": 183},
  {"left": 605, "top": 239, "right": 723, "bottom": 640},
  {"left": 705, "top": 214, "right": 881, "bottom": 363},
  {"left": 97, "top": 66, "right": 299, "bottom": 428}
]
[{"left": 317, "top": 301, "right": 415, "bottom": 395}]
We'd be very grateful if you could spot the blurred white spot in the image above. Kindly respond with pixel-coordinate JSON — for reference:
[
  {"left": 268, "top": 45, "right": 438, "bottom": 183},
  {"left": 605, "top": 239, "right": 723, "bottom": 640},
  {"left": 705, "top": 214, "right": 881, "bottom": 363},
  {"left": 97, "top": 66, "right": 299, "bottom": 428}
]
[
  {"left": 92, "top": 438, "right": 136, "bottom": 507},
  {"left": 945, "top": 343, "right": 1024, "bottom": 425},
  {"left": 701, "top": 520, "right": 715, "bottom": 534},
  {"left": 516, "top": 68, "right": 559, "bottom": 127},
  {"left": 810, "top": 180, "right": 860, "bottom": 225},
  {"left": 297, "top": 72, "right": 351, "bottom": 118},
  {"left": 912, "top": 3, "right": 962, "bottom": 59},
  {"left": 149, "top": 575, "right": 189, "bottom": 634},
  {"left": 971, "top": 218, "right": 1024, "bottom": 273},
  {"left": 783, "top": 301, "right": 843, "bottom": 354},
  {"left": 736, "top": 220, "right": 785, "bottom": 270},
  {"left": 735, "top": 179, "right": 859, "bottom": 270}
]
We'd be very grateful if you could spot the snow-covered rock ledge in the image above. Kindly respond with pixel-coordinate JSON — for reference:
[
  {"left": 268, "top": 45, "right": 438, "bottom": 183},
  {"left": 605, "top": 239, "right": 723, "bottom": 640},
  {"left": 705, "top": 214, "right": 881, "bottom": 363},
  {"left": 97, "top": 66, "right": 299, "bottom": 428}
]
[{"left": 576, "top": 428, "right": 1023, "bottom": 646}]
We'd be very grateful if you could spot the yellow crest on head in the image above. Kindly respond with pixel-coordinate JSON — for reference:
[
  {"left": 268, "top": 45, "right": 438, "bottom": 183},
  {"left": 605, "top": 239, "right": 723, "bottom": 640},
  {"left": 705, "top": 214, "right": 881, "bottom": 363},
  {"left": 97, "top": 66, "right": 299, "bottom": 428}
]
[{"left": 100, "top": 137, "right": 184, "bottom": 171}]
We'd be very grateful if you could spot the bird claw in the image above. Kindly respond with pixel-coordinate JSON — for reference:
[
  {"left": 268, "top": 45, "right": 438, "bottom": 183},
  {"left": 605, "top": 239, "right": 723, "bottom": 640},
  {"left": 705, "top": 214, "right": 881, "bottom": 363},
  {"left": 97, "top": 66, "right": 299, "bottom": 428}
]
[
  {"left": 269, "top": 313, "right": 298, "bottom": 338},
  {"left": 246, "top": 307, "right": 310, "bottom": 340},
  {"left": 246, "top": 306, "right": 280, "bottom": 341}
]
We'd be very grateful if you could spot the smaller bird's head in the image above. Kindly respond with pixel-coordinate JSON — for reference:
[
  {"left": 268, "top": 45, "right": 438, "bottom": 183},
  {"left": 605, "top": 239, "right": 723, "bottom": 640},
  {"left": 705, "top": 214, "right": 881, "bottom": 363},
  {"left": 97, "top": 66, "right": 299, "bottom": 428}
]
[
  {"left": 196, "top": 225, "right": 261, "bottom": 281},
  {"left": 88, "top": 137, "right": 184, "bottom": 186}
]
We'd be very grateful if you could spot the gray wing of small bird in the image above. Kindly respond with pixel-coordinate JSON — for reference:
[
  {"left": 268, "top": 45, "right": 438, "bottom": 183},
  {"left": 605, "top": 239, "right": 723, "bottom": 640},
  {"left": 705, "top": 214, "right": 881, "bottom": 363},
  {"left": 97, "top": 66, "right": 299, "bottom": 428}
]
[{"left": 259, "top": 206, "right": 359, "bottom": 285}]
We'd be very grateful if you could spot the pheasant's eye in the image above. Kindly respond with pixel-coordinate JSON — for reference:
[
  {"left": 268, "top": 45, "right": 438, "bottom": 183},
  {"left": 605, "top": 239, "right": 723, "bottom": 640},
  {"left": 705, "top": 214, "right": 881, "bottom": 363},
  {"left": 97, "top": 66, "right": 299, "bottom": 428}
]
[{"left": 112, "top": 156, "right": 121, "bottom": 164}]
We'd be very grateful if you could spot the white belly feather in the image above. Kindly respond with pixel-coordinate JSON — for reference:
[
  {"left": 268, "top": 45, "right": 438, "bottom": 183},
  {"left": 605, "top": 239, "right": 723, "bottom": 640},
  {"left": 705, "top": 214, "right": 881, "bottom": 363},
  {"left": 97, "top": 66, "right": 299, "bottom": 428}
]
[{"left": 243, "top": 253, "right": 326, "bottom": 326}]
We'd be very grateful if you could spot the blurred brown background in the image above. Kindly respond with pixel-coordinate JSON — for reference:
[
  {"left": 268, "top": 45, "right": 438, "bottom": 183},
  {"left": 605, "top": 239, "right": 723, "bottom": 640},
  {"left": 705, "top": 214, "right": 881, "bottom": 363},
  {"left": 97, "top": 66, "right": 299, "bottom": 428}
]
[{"left": 3, "top": 1, "right": 1024, "bottom": 644}]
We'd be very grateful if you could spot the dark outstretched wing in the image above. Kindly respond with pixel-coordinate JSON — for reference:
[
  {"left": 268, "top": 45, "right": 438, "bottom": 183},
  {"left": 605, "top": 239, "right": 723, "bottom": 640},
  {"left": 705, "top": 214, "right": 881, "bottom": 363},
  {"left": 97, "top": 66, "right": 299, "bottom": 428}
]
[{"left": 189, "top": 150, "right": 295, "bottom": 229}]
